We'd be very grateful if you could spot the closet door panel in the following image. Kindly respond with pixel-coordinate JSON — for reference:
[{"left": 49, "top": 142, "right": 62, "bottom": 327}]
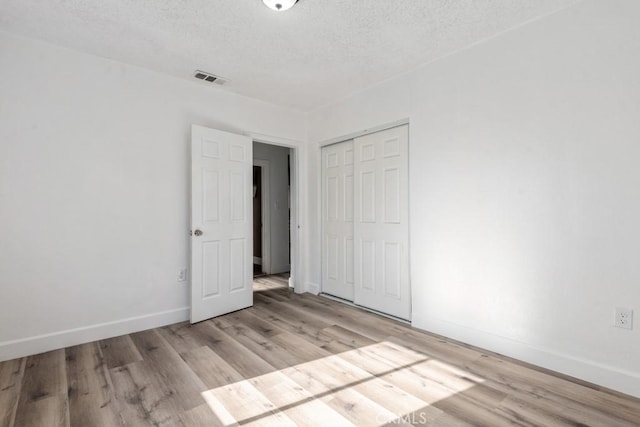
[
  {"left": 353, "top": 125, "right": 410, "bottom": 320},
  {"left": 321, "top": 140, "right": 355, "bottom": 300}
]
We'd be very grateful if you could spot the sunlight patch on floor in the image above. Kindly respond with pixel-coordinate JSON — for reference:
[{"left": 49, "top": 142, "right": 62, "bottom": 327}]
[{"left": 201, "top": 341, "right": 484, "bottom": 426}]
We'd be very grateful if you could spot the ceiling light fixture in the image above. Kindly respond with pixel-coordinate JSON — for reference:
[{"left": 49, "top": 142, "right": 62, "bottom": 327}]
[{"left": 262, "top": 0, "right": 298, "bottom": 12}]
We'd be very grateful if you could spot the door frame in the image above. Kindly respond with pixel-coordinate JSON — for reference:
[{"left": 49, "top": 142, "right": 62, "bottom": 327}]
[
  {"left": 253, "top": 159, "right": 271, "bottom": 274},
  {"left": 249, "top": 133, "right": 303, "bottom": 292},
  {"left": 318, "top": 118, "right": 410, "bottom": 148}
]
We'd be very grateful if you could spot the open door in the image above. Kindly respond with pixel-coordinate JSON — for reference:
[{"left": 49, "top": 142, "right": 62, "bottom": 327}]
[{"left": 191, "top": 125, "right": 253, "bottom": 323}]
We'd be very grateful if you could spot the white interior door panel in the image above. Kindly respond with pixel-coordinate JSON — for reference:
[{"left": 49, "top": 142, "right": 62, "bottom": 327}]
[
  {"left": 353, "top": 125, "right": 410, "bottom": 320},
  {"left": 191, "top": 125, "right": 253, "bottom": 323},
  {"left": 321, "top": 140, "right": 355, "bottom": 301}
]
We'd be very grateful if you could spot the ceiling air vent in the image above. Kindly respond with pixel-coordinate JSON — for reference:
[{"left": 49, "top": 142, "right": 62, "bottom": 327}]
[{"left": 193, "top": 70, "right": 227, "bottom": 85}]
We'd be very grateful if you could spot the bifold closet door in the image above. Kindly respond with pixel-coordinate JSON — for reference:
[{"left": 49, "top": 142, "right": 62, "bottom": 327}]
[
  {"left": 353, "top": 125, "right": 410, "bottom": 320},
  {"left": 321, "top": 140, "right": 355, "bottom": 301}
]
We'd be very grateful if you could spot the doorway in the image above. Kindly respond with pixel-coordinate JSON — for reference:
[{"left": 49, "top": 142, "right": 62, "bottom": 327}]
[
  {"left": 253, "top": 164, "right": 265, "bottom": 275},
  {"left": 190, "top": 125, "right": 302, "bottom": 323},
  {"left": 253, "top": 142, "right": 292, "bottom": 288}
]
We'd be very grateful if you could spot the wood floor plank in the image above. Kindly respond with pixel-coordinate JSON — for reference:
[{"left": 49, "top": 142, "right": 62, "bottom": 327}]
[
  {"left": 381, "top": 356, "right": 511, "bottom": 426},
  {"left": 385, "top": 327, "right": 484, "bottom": 366},
  {"left": 283, "top": 353, "right": 408, "bottom": 424},
  {"left": 108, "top": 329, "right": 209, "bottom": 426},
  {"left": 65, "top": 342, "right": 122, "bottom": 427},
  {"left": 428, "top": 387, "right": 516, "bottom": 426},
  {"left": 493, "top": 385, "right": 637, "bottom": 427},
  {"left": 249, "top": 300, "right": 333, "bottom": 348},
  {"left": 212, "top": 318, "right": 308, "bottom": 370},
  {"left": 319, "top": 386, "right": 403, "bottom": 426},
  {"left": 14, "top": 350, "right": 69, "bottom": 427},
  {"left": 201, "top": 380, "right": 296, "bottom": 426},
  {"left": 325, "top": 342, "right": 445, "bottom": 423},
  {"left": 217, "top": 309, "right": 285, "bottom": 339},
  {"left": 173, "top": 403, "right": 225, "bottom": 427},
  {"left": 469, "top": 355, "right": 640, "bottom": 425},
  {"left": 245, "top": 369, "right": 353, "bottom": 426},
  {"left": 196, "top": 322, "right": 277, "bottom": 379},
  {"left": 0, "top": 358, "right": 25, "bottom": 427},
  {"left": 279, "top": 294, "right": 391, "bottom": 341},
  {"left": 213, "top": 312, "right": 413, "bottom": 425},
  {"left": 270, "top": 330, "right": 333, "bottom": 363},
  {"left": 180, "top": 346, "right": 244, "bottom": 389},
  {"left": 185, "top": 326, "right": 350, "bottom": 426},
  {"left": 99, "top": 335, "right": 143, "bottom": 369},
  {"left": 109, "top": 361, "right": 171, "bottom": 426},
  {"left": 253, "top": 274, "right": 289, "bottom": 292},
  {"left": 318, "top": 324, "right": 377, "bottom": 352},
  {"left": 128, "top": 329, "right": 207, "bottom": 411},
  {"left": 336, "top": 341, "right": 426, "bottom": 378},
  {"left": 254, "top": 292, "right": 333, "bottom": 333},
  {"left": 157, "top": 322, "right": 204, "bottom": 354},
  {"left": 494, "top": 395, "right": 596, "bottom": 427},
  {"left": 427, "top": 412, "right": 476, "bottom": 426},
  {"left": 1, "top": 277, "right": 639, "bottom": 426},
  {"left": 349, "top": 368, "right": 437, "bottom": 423},
  {"left": 159, "top": 320, "right": 275, "bottom": 379}
]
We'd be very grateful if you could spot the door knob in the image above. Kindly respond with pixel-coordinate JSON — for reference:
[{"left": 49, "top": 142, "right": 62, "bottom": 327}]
[{"left": 194, "top": 229, "right": 203, "bottom": 236}]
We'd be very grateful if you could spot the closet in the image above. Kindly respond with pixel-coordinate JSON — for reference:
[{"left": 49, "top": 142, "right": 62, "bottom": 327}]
[{"left": 321, "top": 125, "right": 410, "bottom": 320}]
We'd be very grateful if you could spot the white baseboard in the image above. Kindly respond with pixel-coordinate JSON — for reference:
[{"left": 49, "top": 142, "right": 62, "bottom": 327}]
[
  {"left": 0, "top": 307, "right": 190, "bottom": 362},
  {"left": 302, "top": 281, "right": 320, "bottom": 295},
  {"left": 412, "top": 313, "right": 640, "bottom": 399}
]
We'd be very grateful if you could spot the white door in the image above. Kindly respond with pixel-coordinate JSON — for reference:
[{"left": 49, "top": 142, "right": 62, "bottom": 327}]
[
  {"left": 321, "top": 141, "right": 355, "bottom": 300},
  {"left": 353, "top": 125, "right": 410, "bottom": 320},
  {"left": 191, "top": 125, "right": 253, "bottom": 323}
]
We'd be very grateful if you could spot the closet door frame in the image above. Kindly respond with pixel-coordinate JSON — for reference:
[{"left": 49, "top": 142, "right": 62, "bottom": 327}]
[{"left": 320, "top": 120, "right": 411, "bottom": 321}]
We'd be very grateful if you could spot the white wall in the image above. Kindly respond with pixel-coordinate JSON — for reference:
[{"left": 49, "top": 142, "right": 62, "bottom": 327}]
[
  {"left": 253, "top": 142, "right": 291, "bottom": 274},
  {"left": 308, "top": 0, "right": 640, "bottom": 397},
  {"left": 3, "top": 0, "right": 640, "bottom": 399},
  {"left": 0, "top": 30, "right": 307, "bottom": 360}
]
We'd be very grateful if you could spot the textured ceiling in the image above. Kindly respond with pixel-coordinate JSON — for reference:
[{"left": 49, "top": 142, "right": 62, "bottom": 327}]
[{"left": 0, "top": 0, "right": 579, "bottom": 111}]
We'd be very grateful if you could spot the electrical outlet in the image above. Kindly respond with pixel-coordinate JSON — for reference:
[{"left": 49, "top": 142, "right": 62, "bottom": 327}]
[
  {"left": 614, "top": 307, "right": 633, "bottom": 330},
  {"left": 177, "top": 268, "right": 188, "bottom": 282}
]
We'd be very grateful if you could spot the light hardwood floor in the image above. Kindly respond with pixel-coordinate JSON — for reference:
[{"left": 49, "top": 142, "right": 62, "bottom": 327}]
[
  {"left": 252, "top": 273, "right": 290, "bottom": 292},
  {"left": 1, "top": 277, "right": 639, "bottom": 426}
]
